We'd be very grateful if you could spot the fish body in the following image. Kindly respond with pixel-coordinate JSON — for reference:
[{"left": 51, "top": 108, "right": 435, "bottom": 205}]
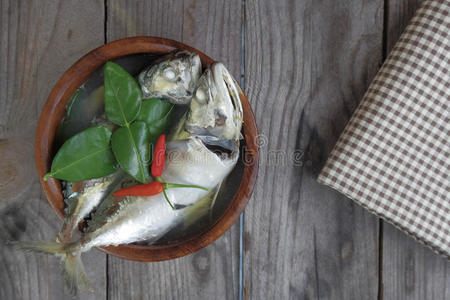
[
  {"left": 138, "top": 50, "right": 202, "bottom": 104},
  {"left": 76, "top": 137, "right": 238, "bottom": 250},
  {"left": 58, "top": 172, "right": 122, "bottom": 242}
]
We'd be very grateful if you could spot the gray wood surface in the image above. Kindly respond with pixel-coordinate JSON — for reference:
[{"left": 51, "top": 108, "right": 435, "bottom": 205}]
[
  {"left": 105, "top": 1, "right": 241, "bottom": 299},
  {"left": 1, "top": 0, "right": 449, "bottom": 299},
  {"left": 0, "top": 1, "right": 107, "bottom": 299},
  {"left": 243, "top": 0, "right": 382, "bottom": 299},
  {"left": 382, "top": 1, "right": 450, "bottom": 299},
  {"left": 385, "top": 0, "right": 424, "bottom": 53}
]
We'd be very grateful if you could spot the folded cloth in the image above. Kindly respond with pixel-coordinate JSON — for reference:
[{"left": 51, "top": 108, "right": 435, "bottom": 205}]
[{"left": 318, "top": 0, "right": 450, "bottom": 259}]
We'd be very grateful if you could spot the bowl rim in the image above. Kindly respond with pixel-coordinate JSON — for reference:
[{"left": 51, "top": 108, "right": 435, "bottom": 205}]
[{"left": 35, "top": 36, "right": 259, "bottom": 262}]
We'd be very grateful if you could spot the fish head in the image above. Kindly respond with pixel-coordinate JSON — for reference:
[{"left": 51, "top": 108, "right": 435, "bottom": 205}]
[
  {"left": 185, "top": 62, "right": 243, "bottom": 149},
  {"left": 138, "top": 50, "right": 202, "bottom": 105}
]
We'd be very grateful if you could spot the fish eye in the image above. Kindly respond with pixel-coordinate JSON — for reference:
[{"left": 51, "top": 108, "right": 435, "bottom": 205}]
[{"left": 163, "top": 68, "right": 176, "bottom": 80}]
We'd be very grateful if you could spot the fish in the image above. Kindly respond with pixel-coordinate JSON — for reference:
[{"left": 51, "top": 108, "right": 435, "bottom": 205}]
[
  {"left": 14, "top": 61, "right": 243, "bottom": 294},
  {"left": 138, "top": 50, "right": 202, "bottom": 105},
  {"left": 77, "top": 137, "right": 238, "bottom": 248},
  {"left": 58, "top": 172, "right": 124, "bottom": 242}
]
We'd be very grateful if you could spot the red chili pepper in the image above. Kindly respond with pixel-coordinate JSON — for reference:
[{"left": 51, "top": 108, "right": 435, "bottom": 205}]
[
  {"left": 115, "top": 134, "right": 209, "bottom": 210},
  {"left": 113, "top": 181, "right": 164, "bottom": 197},
  {"left": 151, "top": 134, "right": 166, "bottom": 178},
  {"left": 113, "top": 181, "right": 209, "bottom": 210}
]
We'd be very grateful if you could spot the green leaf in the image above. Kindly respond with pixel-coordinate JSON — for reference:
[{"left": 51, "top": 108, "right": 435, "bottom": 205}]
[
  {"left": 57, "top": 88, "right": 83, "bottom": 143},
  {"left": 104, "top": 61, "right": 142, "bottom": 126},
  {"left": 44, "top": 126, "right": 117, "bottom": 182},
  {"left": 111, "top": 121, "right": 150, "bottom": 183},
  {"left": 136, "top": 98, "right": 174, "bottom": 143},
  {"left": 65, "top": 88, "right": 82, "bottom": 117}
]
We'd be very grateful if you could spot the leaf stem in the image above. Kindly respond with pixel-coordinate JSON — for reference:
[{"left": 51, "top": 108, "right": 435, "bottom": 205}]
[
  {"left": 162, "top": 188, "right": 175, "bottom": 210},
  {"left": 125, "top": 122, "right": 147, "bottom": 183},
  {"left": 164, "top": 183, "right": 209, "bottom": 191}
]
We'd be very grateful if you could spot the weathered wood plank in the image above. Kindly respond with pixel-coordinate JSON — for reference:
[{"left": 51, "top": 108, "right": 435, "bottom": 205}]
[
  {"left": 383, "top": 223, "right": 450, "bottom": 299},
  {"left": 105, "top": 1, "right": 241, "bottom": 299},
  {"left": 385, "top": 0, "right": 424, "bottom": 53},
  {"left": 243, "top": 0, "right": 383, "bottom": 299},
  {"left": 382, "top": 1, "right": 450, "bottom": 299},
  {"left": 0, "top": 0, "right": 106, "bottom": 299}
]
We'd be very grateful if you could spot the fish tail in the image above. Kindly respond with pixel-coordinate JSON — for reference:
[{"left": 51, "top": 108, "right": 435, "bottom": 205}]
[
  {"left": 10, "top": 240, "right": 66, "bottom": 255},
  {"left": 62, "top": 251, "right": 92, "bottom": 295},
  {"left": 10, "top": 240, "right": 92, "bottom": 295}
]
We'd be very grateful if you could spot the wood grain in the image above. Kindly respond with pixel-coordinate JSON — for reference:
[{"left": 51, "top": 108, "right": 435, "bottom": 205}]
[
  {"left": 3, "top": 0, "right": 449, "bottom": 298},
  {"left": 383, "top": 223, "right": 450, "bottom": 299},
  {"left": 382, "top": 1, "right": 450, "bottom": 299},
  {"left": 0, "top": 0, "right": 107, "bottom": 299},
  {"left": 385, "top": 0, "right": 424, "bottom": 53},
  {"left": 106, "top": 1, "right": 242, "bottom": 299},
  {"left": 243, "top": 0, "right": 384, "bottom": 299}
]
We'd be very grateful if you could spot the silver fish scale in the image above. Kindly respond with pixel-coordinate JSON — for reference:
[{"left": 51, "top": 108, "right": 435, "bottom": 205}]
[{"left": 78, "top": 137, "right": 238, "bottom": 251}]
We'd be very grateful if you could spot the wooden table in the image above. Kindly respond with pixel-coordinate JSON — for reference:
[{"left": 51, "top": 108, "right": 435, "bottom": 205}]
[{"left": 1, "top": 0, "right": 449, "bottom": 299}]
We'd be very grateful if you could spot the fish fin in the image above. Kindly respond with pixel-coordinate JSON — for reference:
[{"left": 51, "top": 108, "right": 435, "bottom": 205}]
[
  {"left": 9, "top": 240, "right": 66, "bottom": 255},
  {"left": 182, "top": 183, "right": 222, "bottom": 229},
  {"left": 62, "top": 252, "right": 93, "bottom": 296},
  {"left": 11, "top": 240, "right": 92, "bottom": 295},
  {"left": 209, "top": 181, "right": 222, "bottom": 216}
]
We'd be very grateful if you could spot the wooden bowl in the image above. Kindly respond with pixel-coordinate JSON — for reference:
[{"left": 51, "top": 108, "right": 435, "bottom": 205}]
[{"left": 35, "top": 37, "right": 259, "bottom": 262}]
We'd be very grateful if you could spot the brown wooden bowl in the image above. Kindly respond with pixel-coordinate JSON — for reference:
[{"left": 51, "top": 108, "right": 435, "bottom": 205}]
[{"left": 35, "top": 37, "right": 259, "bottom": 262}]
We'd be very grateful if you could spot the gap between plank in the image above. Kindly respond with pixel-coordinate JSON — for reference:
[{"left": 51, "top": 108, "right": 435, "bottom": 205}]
[
  {"left": 104, "top": 1, "right": 109, "bottom": 299},
  {"left": 378, "top": 1, "right": 389, "bottom": 299},
  {"left": 104, "top": 0, "right": 108, "bottom": 44},
  {"left": 382, "top": 0, "right": 389, "bottom": 61},
  {"left": 239, "top": 1, "right": 246, "bottom": 300},
  {"left": 106, "top": 253, "right": 110, "bottom": 300},
  {"left": 378, "top": 221, "right": 384, "bottom": 300}
]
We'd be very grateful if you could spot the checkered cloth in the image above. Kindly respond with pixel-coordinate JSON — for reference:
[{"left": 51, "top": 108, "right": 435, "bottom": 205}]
[{"left": 318, "top": 0, "right": 450, "bottom": 258}]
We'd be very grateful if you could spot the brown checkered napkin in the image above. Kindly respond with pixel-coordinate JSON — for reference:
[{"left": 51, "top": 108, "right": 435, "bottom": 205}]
[{"left": 318, "top": 0, "right": 450, "bottom": 258}]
